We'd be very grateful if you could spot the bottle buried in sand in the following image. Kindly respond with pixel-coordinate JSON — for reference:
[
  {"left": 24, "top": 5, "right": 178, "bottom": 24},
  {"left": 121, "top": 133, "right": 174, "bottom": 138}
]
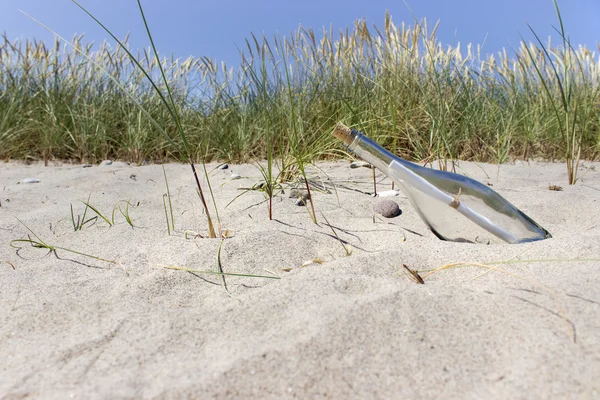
[{"left": 333, "top": 123, "right": 552, "bottom": 244}]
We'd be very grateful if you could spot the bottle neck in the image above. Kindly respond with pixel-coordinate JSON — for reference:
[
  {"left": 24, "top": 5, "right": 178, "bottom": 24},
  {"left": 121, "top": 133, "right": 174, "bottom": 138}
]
[{"left": 348, "top": 131, "right": 397, "bottom": 172}]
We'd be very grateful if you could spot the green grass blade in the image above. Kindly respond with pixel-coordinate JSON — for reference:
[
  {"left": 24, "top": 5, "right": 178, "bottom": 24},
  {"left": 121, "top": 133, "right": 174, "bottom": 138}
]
[
  {"left": 164, "top": 265, "right": 280, "bottom": 280},
  {"left": 134, "top": 0, "right": 189, "bottom": 153},
  {"left": 162, "top": 165, "right": 175, "bottom": 231},
  {"left": 81, "top": 201, "right": 113, "bottom": 227}
]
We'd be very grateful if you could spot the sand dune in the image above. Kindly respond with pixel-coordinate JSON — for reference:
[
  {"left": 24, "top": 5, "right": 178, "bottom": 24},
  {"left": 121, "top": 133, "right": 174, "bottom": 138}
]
[{"left": 1, "top": 160, "right": 599, "bottom": 399}]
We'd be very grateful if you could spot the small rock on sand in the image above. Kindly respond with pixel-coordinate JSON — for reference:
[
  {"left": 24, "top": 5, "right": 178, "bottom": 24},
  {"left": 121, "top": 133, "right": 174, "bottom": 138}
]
[
  {"left": 100, "top": 160, "right": 113, "bottom": 166},
  {"left": 373, "top": 199, "right": 401, "bottom": 218}
]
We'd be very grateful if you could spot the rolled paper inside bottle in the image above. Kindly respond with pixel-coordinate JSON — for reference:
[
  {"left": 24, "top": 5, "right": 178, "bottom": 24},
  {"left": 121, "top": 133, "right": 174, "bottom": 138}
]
[{"left": 388, "top": 160, "right": 520, "bottom": 244}]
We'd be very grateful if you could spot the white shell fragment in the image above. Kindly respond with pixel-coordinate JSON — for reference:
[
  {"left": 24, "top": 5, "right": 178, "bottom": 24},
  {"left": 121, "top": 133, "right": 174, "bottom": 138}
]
[
  {"left": 350, "top": 161, "right": 373, "bottom": 169},
  {"left": 100, "top": 160, "right": 113, "bottom": 166},
  {"left": 21, "top": 178, "right": 41, "bottom": 184},
  {"left": 230, "top": 173, "right": 241, "bottom": 180},
  {"left": 377, "top": 190, "right": 400, "bottom": 197}
]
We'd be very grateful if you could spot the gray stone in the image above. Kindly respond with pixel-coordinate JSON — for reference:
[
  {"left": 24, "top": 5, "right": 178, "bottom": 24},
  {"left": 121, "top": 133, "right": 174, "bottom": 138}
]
[
  {"left": 373, "top": 199, "right": 401, "bottom": 218},
  {"left": 100, "top": 160, "right": 113, "bottom": 166}
]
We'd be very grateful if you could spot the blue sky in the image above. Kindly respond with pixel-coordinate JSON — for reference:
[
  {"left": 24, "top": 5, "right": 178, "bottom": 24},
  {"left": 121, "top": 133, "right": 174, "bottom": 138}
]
[{"left": 1, "top": 0, "right": 598, "bottom": 65}]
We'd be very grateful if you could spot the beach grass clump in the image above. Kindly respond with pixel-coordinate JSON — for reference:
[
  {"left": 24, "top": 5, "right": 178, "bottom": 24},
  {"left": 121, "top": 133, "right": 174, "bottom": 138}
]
[
  {"left": 1, "top": 7, "right": 598, "bottom": 173},
  {"left": 57, "top": 0, "right": 221, "bottom": 237},
  {"left": 520, "top": 0, "right": 599, "bottom": 183},
  {"left": 70, "top": 194, "right": 137, "bottom": 231}
]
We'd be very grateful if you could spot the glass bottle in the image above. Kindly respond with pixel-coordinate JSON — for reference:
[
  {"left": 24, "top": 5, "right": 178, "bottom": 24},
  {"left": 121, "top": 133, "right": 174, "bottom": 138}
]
[{"left": 333, "top": 123, "right": 551, "bottom": 244}]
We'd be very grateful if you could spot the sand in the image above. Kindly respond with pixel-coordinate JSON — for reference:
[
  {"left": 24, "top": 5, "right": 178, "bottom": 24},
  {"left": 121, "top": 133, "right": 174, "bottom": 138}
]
[{"left": 1, "top": 159, "right": 599, "bottom": 399}]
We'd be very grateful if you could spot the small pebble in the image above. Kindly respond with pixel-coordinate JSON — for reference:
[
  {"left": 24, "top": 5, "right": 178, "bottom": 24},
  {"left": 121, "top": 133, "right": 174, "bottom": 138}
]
[
  {"left": 82, "top": 163, "right": 92, "bottom": 168},
  {"left": 373, "top": 199, "right": 401, "bottom": 218},
  {"left": 218, "top": 164, "right": 229, "bottom": 170},
  {"left": 100, "top": 160, "right": 113, "bottom": 166},
  {"left": 21, "top": 178, "right": 41, "bottom": 184},
  {"left": 377, "top": 190, "right": 400, "bottom": 197},
  {"left": 230, "top": 173, "right": 241, "bottom": 180},
  {"left": 350, "top": 161, "right": 373, "bottom": 169}
]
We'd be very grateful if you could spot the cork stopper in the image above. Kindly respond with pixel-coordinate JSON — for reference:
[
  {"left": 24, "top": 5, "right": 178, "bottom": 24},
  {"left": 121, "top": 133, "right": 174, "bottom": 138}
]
[{"left": 332, "top": 122, "right": 358, "bottom": 146}]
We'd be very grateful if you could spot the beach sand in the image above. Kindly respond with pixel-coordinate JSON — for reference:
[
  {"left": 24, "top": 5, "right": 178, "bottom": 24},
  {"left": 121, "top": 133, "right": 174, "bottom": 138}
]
[{"left": 1, "top": 159, "right": 599, "bottom": 399}]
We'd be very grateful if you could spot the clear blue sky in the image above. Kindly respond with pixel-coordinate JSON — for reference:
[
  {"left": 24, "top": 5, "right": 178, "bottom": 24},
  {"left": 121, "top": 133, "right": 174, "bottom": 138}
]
[{"left": 1, "top": 0, "right": 598, "bottom": 65}]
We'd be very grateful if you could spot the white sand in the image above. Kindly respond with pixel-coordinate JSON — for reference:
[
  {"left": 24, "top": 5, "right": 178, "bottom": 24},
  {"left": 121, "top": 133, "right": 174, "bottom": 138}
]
[{"left": 1, "top": 159, "right": 599, "bottom": 399}]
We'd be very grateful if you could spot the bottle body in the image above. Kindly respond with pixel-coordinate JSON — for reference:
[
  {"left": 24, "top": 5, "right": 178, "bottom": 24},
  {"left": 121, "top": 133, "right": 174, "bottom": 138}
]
[{"left": 334, "top": 124, "right": 551, "bottom": 244}]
